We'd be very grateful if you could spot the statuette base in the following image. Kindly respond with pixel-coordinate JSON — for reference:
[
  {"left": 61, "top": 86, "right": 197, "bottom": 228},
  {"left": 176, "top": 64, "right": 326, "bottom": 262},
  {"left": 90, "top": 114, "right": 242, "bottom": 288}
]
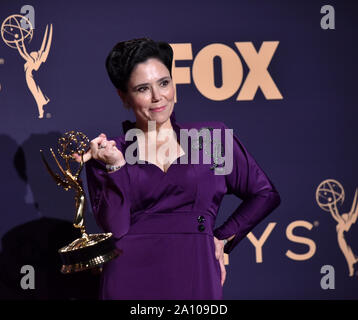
[{"left": 58, "top": 232, "right": 121, "bottom": 274}]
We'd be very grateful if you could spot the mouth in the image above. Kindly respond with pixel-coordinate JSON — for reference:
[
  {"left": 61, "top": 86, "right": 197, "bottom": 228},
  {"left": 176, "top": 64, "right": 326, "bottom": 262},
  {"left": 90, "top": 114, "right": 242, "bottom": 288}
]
[{"left": 150, "top": 106, "right": 166, "bottom": 112}]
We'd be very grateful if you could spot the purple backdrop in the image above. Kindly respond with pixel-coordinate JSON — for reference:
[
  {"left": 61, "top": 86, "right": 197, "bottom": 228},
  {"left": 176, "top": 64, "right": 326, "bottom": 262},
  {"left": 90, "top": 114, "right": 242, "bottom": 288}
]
[{"left": 0, "top": 0, "right": 357, "bottom": 299}]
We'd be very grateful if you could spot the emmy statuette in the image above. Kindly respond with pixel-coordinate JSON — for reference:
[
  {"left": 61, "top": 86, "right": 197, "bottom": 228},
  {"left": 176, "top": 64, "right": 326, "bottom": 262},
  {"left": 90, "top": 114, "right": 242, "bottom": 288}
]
[{"left": 40, "top": 131, "right": 120, "bottom": 273}]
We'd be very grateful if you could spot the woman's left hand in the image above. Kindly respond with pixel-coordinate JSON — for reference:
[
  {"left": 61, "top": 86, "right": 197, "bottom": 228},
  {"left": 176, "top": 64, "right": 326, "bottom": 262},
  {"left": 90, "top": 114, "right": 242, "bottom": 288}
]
[{"left": 214, "top": 236, "right": 226, "bottom": 286}]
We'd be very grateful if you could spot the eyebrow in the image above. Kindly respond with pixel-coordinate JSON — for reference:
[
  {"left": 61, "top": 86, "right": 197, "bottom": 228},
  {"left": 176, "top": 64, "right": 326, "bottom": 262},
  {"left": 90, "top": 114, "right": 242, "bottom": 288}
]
[{"left": 133, "top": 76, "right": 170, "bottom": 90}]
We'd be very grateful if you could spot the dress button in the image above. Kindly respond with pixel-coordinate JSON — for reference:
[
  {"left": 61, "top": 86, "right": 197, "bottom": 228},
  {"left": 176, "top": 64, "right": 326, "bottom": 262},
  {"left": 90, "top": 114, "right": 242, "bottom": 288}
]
[
  {"left": 198, "top": 225, "right": 205, "bottom": 232},
  {"left": 197, "top": 216, "right": 205, "bottom": 223}
]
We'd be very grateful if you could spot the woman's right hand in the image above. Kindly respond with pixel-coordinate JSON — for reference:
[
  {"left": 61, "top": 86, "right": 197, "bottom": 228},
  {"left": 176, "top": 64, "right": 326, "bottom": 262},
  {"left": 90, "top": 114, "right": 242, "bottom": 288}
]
[{"left": 73, "top": 133, "right": 126, "bottom": 167}]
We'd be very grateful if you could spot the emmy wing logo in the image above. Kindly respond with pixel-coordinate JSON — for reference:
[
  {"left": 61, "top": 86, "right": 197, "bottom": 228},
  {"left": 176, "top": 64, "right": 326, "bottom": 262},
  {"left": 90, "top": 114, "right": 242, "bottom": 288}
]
[
  {"left": 316, "top": 179, "right": 358, "bottom": 277},
  {"left": 1, "top": 14, "right": 53, "bottom": 119}
]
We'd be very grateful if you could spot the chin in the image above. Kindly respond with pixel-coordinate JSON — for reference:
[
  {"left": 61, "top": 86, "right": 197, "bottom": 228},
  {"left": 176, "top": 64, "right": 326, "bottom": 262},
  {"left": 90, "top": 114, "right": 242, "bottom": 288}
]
[
  {"left": 151, "top": 110, "right": 170, "bottom": 120},
  {"left": 155, "top": 115, "right": 169, "bottom": 125}
]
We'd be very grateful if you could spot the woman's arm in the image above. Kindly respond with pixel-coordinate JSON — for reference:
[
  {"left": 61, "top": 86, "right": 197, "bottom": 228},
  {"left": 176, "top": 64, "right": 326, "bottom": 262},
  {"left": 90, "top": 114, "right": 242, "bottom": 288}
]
[
  {"left": 213, "top": 122, "right": 281, "bottom": 254},
  {"left": 85, "top": 154, "right": 131, "bottom": 239}
]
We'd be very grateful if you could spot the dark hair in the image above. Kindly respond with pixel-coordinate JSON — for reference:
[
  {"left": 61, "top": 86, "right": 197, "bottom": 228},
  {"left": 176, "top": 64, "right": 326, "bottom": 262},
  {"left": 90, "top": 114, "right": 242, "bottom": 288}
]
[{"left": 105, "top": 37, "right": 173, "bottom": 93}]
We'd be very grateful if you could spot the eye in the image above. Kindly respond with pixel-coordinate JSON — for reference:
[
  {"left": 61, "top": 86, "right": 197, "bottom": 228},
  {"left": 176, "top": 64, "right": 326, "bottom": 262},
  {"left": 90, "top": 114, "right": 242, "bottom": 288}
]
[
  {"left": 137, "top": 86, "right": 148, "bottom": 92},
  {"left": 160, "top": 79, "right": 170, "bottom": 87}
]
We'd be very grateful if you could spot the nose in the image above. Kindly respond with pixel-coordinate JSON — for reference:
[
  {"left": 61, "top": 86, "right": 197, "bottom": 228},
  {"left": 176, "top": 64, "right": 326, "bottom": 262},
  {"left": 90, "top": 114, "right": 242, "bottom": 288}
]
[{"left": 151, "top": 85, "right": 161, "bottom": 102}]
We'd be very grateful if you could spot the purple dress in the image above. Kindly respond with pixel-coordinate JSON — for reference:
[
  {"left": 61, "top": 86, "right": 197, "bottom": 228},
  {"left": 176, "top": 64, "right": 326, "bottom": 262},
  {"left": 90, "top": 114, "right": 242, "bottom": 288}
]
[{"left": 85, "top": 111, "right": 281, "bottom": 300}]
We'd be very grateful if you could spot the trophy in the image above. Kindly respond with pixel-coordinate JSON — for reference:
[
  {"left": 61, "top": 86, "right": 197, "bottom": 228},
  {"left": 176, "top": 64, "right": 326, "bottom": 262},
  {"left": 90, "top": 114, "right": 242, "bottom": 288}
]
[{"left": 40, "top": 131, "right": 120, "bottom": 273}]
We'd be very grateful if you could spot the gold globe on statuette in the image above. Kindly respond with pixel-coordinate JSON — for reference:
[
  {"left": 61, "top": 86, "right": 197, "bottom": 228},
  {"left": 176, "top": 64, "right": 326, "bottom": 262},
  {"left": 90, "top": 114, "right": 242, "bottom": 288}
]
[{"left": 40, "top": 131, "right": 120, "bottom": 273}]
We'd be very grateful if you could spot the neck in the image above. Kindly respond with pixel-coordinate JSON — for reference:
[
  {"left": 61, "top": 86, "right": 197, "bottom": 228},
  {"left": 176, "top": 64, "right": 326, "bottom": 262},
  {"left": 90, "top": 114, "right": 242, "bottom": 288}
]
[{"left": 135, "top": 118, "right": 174, "bottom": 143}]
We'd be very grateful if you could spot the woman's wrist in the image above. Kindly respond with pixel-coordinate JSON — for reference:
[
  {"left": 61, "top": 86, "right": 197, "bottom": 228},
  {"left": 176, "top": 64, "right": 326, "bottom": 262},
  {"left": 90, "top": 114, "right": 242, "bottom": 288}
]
[
  {"left": 106, "top": 159, "right": 126, "bottom": 173},
  {"left": 223, "top": 234, "right": 235, "bottom": 245}
]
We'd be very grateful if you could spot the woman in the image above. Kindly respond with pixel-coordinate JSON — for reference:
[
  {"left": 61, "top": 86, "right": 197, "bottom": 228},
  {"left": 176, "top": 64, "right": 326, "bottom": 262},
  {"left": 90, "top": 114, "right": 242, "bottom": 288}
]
[{"left": 76, "top": 38, "right": 281, "bottom": 300}]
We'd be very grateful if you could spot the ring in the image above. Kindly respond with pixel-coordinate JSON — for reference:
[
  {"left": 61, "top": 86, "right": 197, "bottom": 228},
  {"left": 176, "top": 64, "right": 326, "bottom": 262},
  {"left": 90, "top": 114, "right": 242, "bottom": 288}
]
[{"left": 98, "top": 145, "right": 106, "bottom": 149}]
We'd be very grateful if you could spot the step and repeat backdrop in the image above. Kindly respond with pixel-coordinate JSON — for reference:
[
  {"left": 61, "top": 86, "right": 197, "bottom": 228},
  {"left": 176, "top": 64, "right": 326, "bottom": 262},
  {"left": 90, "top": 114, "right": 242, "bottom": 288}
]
[{"left": 0, "top": 0, "right": 357, "bottom": 299}]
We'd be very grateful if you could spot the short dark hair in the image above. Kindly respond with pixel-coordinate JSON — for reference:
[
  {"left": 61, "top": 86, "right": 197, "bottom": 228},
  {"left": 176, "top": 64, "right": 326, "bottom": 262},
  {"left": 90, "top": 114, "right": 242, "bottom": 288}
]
[{"left": 105, "top": 37, "right": 173, "bottom": 93}]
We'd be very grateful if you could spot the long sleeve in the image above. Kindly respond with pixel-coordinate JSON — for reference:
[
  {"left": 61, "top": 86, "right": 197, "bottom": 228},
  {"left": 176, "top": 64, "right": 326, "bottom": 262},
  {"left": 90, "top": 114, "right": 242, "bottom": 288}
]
[
  {"left": 85, "top": 156, "right": 131, "bottom": 240},
  {"left": 213, "top": 122, "right": 281, "bottom": 254}
]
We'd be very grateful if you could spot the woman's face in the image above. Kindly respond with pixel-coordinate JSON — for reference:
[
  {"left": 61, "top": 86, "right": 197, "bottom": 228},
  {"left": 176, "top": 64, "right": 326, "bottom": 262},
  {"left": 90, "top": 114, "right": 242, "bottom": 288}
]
[{"left": 119, "top": 57, "right": 175, "bottom": 129}]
